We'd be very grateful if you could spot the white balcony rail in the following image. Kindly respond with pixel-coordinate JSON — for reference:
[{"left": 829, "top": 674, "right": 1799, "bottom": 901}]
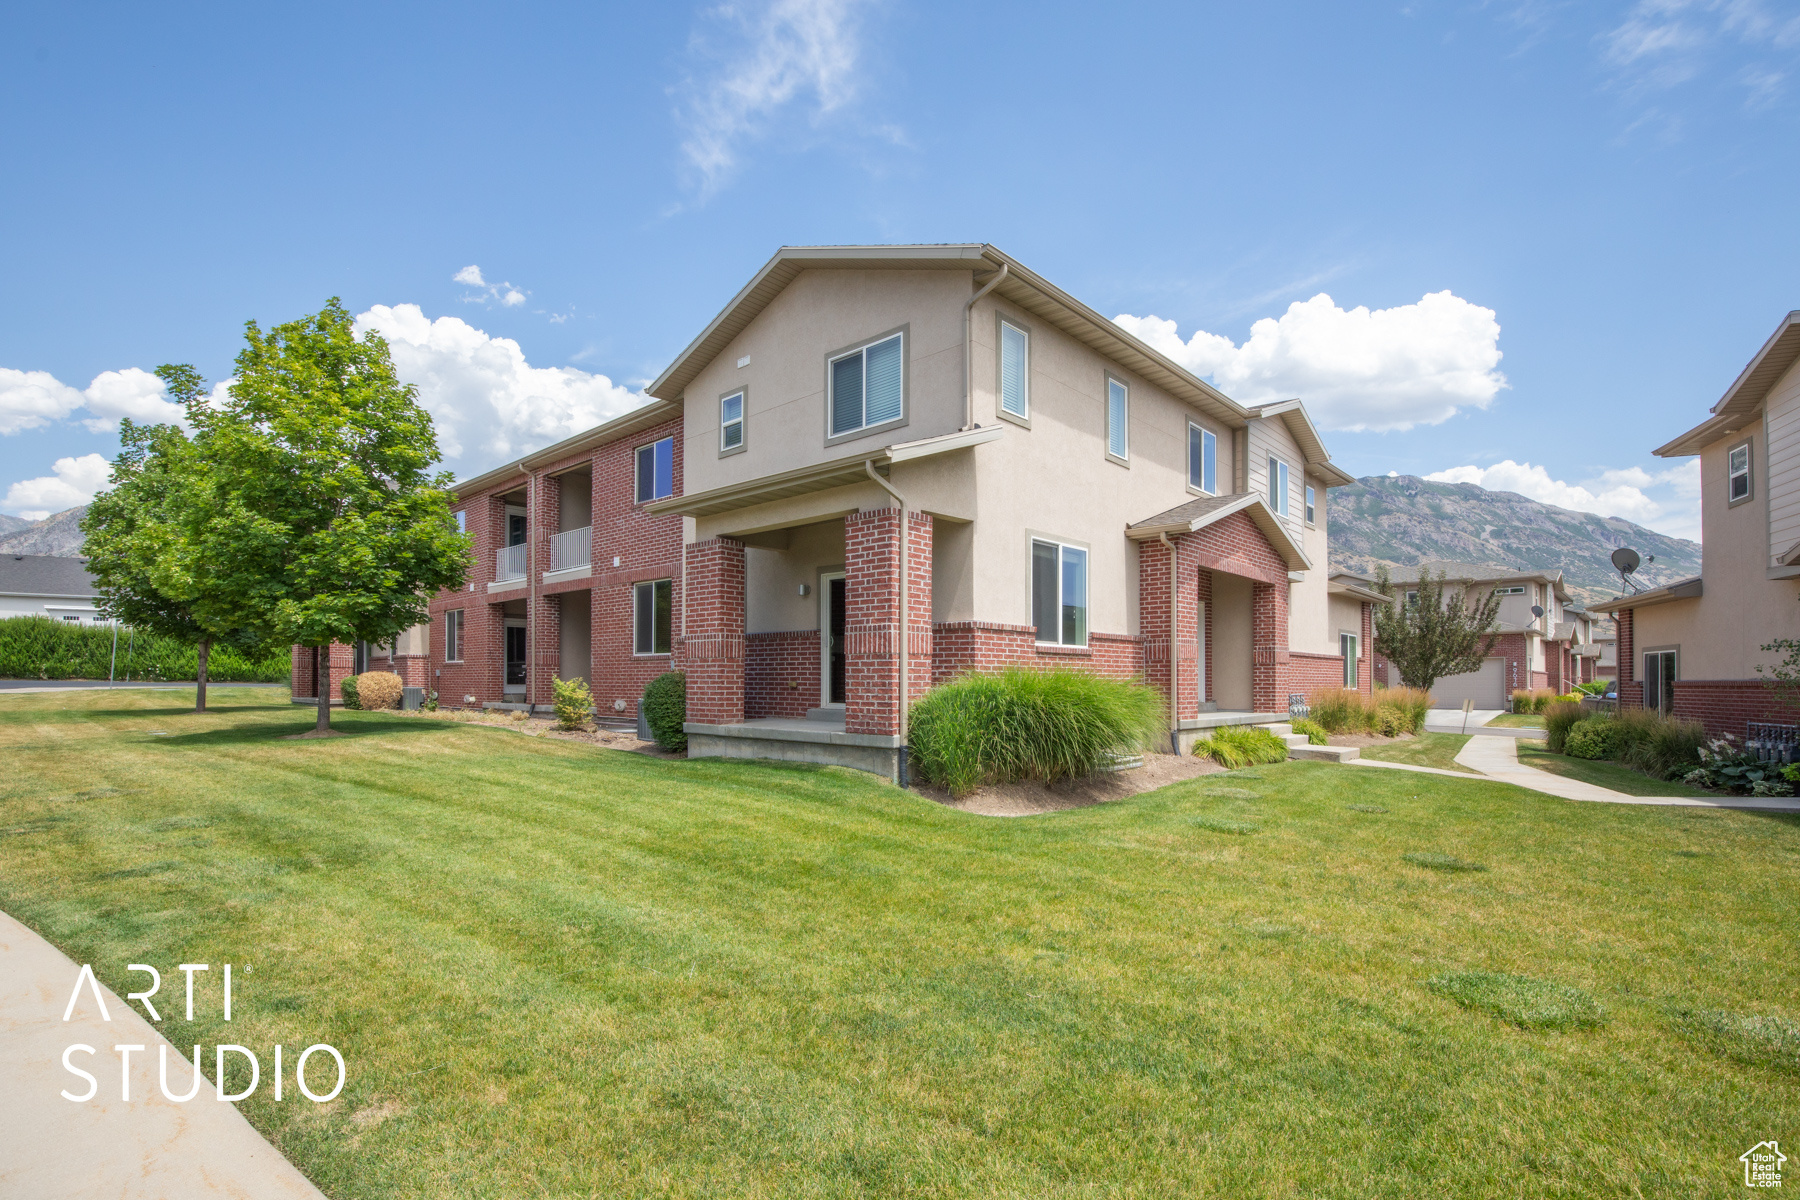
[
  {"left": 549, "top": 525, "right": 592, "bottom": 573},
  {"left": 496, "top": 542, "right": 528, "bottom": 582}
]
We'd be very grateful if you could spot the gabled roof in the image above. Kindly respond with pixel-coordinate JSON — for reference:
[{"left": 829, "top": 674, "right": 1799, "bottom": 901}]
[
  {"left": 0, "top": 554, "right": 97, "bottom": 598},
  {"left": 451, "top": 400, "right": 682, "bottom": 498},
  {"left": 1244, "top": 399, "right": 1357, "bottom": 486},
  {"left": 1124, "top": 492, "right": 1311, "bottom": 572},
  {"left": 1382, "top": 560, "right": 1572, "bottom": 604},
  {"left": 1657, "top": 310, "right": 1800, "bottom": 457},
  {"left": 1328, "top": 573, "right": 1392, "bottom": 605}
]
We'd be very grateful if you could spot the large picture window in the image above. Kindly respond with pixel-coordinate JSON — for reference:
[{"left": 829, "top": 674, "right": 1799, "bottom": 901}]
[
  {"left": 1728, "top": 441, "right": 1752, "bottom": 504},
  {"left": 1189, "top": 424, "right": 1216, "bottom": 493},
  {"left": 1031, "top": 538, "right": 1088, "bottom": 647},
  {"left": 1000, "top": 321, "right": 1028, "bottom": 418},
  {"left": 1643, "top": 648, "right": 1677, "bottom": 715},
  {"left": 635, "top": 437, "right": 674, "bottom": 503},
  {"left": 444, "top": 609, "right": 464, "bottom": 662},
  {"left": 1106, "top": 377, "right": 1129, "bottom": 461},
  {"left": 829, "top": 332, "right": 904, "bottom": 438},
  {"left": 1268, "top": 455, "right": 1290, "bottom": 517},
  {"left": 634, "top": 580, "right": 672, "bottom": 655}
]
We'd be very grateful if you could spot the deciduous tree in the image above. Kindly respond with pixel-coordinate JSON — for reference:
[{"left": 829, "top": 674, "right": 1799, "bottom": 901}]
[{"left": 1371, "top": 568, "right": 1503, "bottom": 692}]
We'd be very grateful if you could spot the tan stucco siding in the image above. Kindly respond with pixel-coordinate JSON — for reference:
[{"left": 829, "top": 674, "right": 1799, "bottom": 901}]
[
  {"left": 1289, "top": 474, "right": 1333, "bottom": 653},
  {"left": 744, "top": 519, "right": 846, "bottom": 635},
  {"left": 1326, "top": 593, "right": 1363, "bottom": 651},
  {"left": 680, "top": 269, "right": 970, "bottom": 497},
  {"left": 1766, "top": 356, "right": 1800, "bottom": 564}
]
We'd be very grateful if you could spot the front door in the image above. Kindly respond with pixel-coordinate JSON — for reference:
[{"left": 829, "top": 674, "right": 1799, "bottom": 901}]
[
  {"left": 821, "top": 573, "right": 846, "bottom": 706},
  {"left": 504, "top": 619, "right": 527, "bottom": 696}
]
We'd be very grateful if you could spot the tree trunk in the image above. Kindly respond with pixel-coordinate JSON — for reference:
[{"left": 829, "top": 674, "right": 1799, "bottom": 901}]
[
  {"left": 195, "top": 639, "right": 210, "bottom": 713},
  {"left": 316, "top": 645, "right": 331, "bottom": 733}
]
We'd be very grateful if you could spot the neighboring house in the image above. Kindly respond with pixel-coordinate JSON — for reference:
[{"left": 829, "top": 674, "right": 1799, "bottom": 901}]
[
  {"left": 1590, "top": 310, "right": 1800, "bottom": 735},
  {"left": 1593, "top": 633, "right": 1617, "bottom": 681},
  {"left": 1368, "top": 562, "right": 1598, "bottom": 706},
  {"left": 0, "top": 554, "right": 104, "bottom": 624},
  {"left": 292, "top": 244, "right": 1380, "bottom": 778}
]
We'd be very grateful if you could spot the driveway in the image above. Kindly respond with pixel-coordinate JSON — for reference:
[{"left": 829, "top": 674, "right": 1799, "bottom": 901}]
[{"left": 1422, "top": 708, "right": 1541, "bottom": 738}]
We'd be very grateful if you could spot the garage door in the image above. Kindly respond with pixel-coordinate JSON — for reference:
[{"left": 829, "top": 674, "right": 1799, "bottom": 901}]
[{"left": 1429, "top": 657, "right": 1505, "bottom": 709}]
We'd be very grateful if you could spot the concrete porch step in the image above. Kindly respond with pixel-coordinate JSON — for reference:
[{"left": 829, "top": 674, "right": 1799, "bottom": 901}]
[
  {"left": 1289, "top": 744, "right": 1360, "bottom": 762},
  {"left": 805, "top": 706, "right": 846, "bottom": 723}
]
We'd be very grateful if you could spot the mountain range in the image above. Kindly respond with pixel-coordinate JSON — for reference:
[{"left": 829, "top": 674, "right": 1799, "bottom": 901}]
[
  {"left": 1326, "top": 475, "right": 1702, "bottom": 611},
  {"left": 0, "top": 507, "right": 90, "bottom": 558}
]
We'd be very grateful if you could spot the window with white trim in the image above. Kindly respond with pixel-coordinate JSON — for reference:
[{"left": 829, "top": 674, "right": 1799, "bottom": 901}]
[
  {"left": 1340, "top": 632, "right": 1359, "bottom": 688},
  {"left": 720, "top": 392, "right": 744, "bottom": 451},
  {"left": 1493, "top": 586, "right": 1526, "bottom": 595},
  {"left": 1189, "top": 424, "right": 1216, "bottom": 493},
  {"left": 829, "top": 332, "right": 904, "bottom": 438},
  {"left": 1268, "top": 456, "right": 1290, "bottom": 516},
  {"left": 1031, "top": 538, "right": 1088, "bottom": 646},
  {"left": 1000, "top": 321, "right": 1028, "bottom": 418},
  {"left": 634, "top": 580, "right": 672, "bottom": 655},
  {"left": 454, "top": 510, "right": 466, "bottom": 533},
  {"left": 445, "top": 609, "right": 464, "bottom": 662},
  {"left": 1304, "top": 484, "right": 1316, "bottom": 525},
  {"left": 1728, "top": 441, "right": 1752, "bottom": 503},
  {"left": 635, "top": 437, "right": 674, "bottom": 503},
  {"left": 1106, "top": 377, "right": 1129, "bottom": 460}
]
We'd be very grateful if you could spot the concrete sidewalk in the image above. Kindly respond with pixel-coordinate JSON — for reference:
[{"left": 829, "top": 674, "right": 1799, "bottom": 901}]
[
  {"left": 0, "top": 681, "right": 286, "bottom": 693},
  {"left": 0, "top": 909, "right": 327, "bottom": 1200}
]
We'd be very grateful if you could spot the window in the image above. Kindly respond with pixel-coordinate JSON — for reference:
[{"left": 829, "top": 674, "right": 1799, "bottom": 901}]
[
  {"left": 1188, "top": 424, "right": 1216, "bottom": 494},
  {"left": 1304, "top": 484, "right": 1316, "bottom": 525},
  {"left": 828, "top": 332, "right": 904, "bottom": 438},
  {"left": 507, "top": 509, "right": 526, "bottom": 546},
  {"left": 63, "top": 615, "right": 81, "bottom": 623},
  {"left": 454, "top": 510, "right": 466, "bottom": 533},
  {"left": 998, "top": 320, "right": 1029, "bottom": 418},
  {"left": 634, "top": 580, "right": 672, "bottom": 655},
  {"left": 635, "top": 437, "right": 674, "bottom": 503},
  {"left": 445, "top": 610, "right": 464, "bottom": 662},
  {"left": 1268, "top": 456, "right": 1290, "bottom": 516},
  {"left": 1405, "top": 589, "right": 1419, "bottom": 608},
  {"left": 1340, "top": 632, "right": 1359, "bottom": 688},
  {"left": 1031, "top": 538, "right": 1088, "bottom": 646},
  {"left": 1643, "top": 648, "right": 1677, "bottom": 715},
  {"left": 1728, "top": 441, "right": 1752, "bottom": 504},
  {"left": 1106, "top": 377, "right": 1129, "bottom": 460},
  {"left": 1493, "top": 586, "right": 1526, "bottom": 596},
  {"left": 720, "top": 391, "right": 744, "bottom": 452}
]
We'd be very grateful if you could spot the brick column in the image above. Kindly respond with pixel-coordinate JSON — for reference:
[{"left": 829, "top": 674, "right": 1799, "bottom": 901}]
[
  {"left": 1251, "top": 581, "right": 1291, "bottom": 714},
  {"left": 529, "top": 595, "right": 561, "bottom": 704},
  {"left": 1359, "top": 600, "right": 1375, "bottom": 697},
  {"left": 676, "top": 537, "right": 745, "bottom": 725},
  {"left": 844, "top": 508, "right": 933, "bottom": 736},
  {"left": 1137, "top": 537, "right": 1200, "bottom": 720},
  {"left": 1196, "top": 567, "right": 1212, "bottom": 709},
  {"left": 1616, "top": 609, "right": 1639, "bottom": 708}
]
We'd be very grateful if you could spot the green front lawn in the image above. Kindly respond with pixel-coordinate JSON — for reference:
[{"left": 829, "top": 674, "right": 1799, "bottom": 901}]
[
  {"left": 3, "top": 689, "right": 1797, "bottom": 1198},
  {"left": 1486, "top": 713, "right": 1546, "bottom": 729},
  {"left": 1516, "top": 742, "right": 1722, "bottom": 798},
  {"left": 1357, "top": 732, "right": 1478, "bottom": 773}
]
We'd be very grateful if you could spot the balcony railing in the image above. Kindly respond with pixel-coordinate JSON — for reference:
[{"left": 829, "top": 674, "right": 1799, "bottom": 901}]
[
  {"left": 495, "top": 542, "right": 528, "bottom": 582},
  {"left": 549, "top": 525, "right": 592, "bottom": 573}
]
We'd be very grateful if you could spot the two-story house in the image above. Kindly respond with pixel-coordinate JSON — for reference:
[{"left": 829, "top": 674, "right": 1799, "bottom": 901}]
[
  {"left": 1591, "top": 310, "right": 1800, "bottom": 734},
  {"left": 293, "top": 244, "right": 1378, "bottom": 781},
  {"left": 1367, "top": 562, "right": 1597, "bottom": 705}
]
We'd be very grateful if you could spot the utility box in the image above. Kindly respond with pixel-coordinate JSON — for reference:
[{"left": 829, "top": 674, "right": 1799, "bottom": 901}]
[{"left": 402, "top": 686, "right": 424, "bottom": 711}]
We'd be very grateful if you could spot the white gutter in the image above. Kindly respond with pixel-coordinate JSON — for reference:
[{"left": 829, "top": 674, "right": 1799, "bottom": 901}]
[
  {"left": 863, "top": 462, "right": 913, "bottom": 765},
  {"left": 962, "top": 264, "right": 1009, "bottom": 430}
]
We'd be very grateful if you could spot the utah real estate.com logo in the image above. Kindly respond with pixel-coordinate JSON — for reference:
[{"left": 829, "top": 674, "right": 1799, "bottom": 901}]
[{"left": 1742, "top": 1141, "right": 1785, "bottom": 1189}]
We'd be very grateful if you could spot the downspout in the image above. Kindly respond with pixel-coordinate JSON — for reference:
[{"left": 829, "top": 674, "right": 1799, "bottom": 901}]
[
  {"left": 1158, "top": 532, "right": 1180, "bottom": 755},
  {"left": 962, "top": 264, "right": 1009, "bottom": 431},
  {"left": 864, "top": 460, "right": 912, "bottom": 786}
]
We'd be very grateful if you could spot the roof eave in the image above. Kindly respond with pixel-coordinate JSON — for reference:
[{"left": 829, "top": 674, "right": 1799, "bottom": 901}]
[{"left": 451, "top": 399, "right": 681, "bottom": 499}]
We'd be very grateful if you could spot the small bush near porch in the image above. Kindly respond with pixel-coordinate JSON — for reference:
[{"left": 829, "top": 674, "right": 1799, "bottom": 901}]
[{"left": 909, "top": 666, "right": 1164, "bottom": 795}]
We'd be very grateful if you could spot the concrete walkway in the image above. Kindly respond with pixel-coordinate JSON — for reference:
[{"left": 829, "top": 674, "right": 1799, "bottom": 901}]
[
  {"left": 1421, "top": 708, "right": 1543, "bottom": 738},
  {"left": 0, "top": 909, "right": 327, "bottom": 1200},
  {"left": 0, "top": 680, "right": 285, "bottom": 693}
]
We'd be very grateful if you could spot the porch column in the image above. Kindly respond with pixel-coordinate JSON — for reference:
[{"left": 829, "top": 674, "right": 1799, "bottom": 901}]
[
  {"left": 1251, "top": 580, "right": 1291, "bottom": 714},
  {"left": 529, "top": 595, "right": 561, "bottom": 705},
  {"left": 1360, "top": 600, "right": 1375, "bottom": 697},
  {"left": 844, "top": 508, "right": 933, "bottom": 737},
  {"left": 1136, "top": 537, "right": 1200, "bottom": 721},
  {"left": 676, "top": 537, "right": 745, "bottom": 725}
]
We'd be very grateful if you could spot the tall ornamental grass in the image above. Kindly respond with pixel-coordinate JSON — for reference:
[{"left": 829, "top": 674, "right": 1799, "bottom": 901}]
[
  {"left": 1191, "top": 725, "right": 1288, "bottom": 768},
  {"left": 0, "top": 615, "right": 289, "bottom": 682},
  {"left": 1307, "top": 687, "right": 1431, "bottom": 735},
  {"left": 1546, "top": 705, "right": 1707, "bottom": 780},
  {"left": 1544, "top": 701, "right": 1586, "bottom": 752},
  {"left": 908, "top": 667, "right": 1165, "bottom": 796}
]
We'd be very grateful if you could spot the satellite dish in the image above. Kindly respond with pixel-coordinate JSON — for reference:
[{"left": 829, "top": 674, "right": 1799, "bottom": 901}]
[
  {"left": 1611, "top": 548, "right": 1640, "bottom": 575},
  {"left": 1530, "top": 605, "right": 1545, "bottom": 619}
]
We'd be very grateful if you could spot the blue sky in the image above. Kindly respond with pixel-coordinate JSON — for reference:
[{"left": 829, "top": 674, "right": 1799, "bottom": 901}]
[{"left": 4, "top": 1, "right": 1798, "bottom": 541}]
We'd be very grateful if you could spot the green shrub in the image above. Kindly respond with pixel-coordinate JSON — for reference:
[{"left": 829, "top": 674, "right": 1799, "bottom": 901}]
[
  {"left": 1308, "top": 688, "right": 1369, "bottom": 734},
  {"left": 0, "top": 615, "right": 290, "bottom": 682},
  {"left": 642, "top": 671, "right": 688, "bottom": 753},
  {"left": 1543, "top": 701, "right": 1586, "bottom": 752},
  {"left": 340, "top": 675, "right": 361, "bottom": 710},
  {"left": 1511, "top": 688, "right": 1559, "bottom": 715},
  {"left": 1371, "top": 705, "right": 1408, "bottom": 737},
  {"left": 1290, "top": 717, "right": 1328, "bottom": 745},
  {"left": 1192, "top": 725, "right": 1288, "bottom": 769},
  {"left": 1610, "top": 707, "right": 1707, "bottom": 778},
  {"left": 909, "top": 667, "right": 1165, "bottom": 795},
  {"left": 1564, "top": 717, "right": 1622, "bottom": 760},
  {"left": 552, "top": 675, "right": 594, "bottom": 731},
  {"left": 1575, "top": 680, "right": 1610, "bottom": 696},
  {"left": 1384, "top": 686, "right": 1433, "bottom": 732}
]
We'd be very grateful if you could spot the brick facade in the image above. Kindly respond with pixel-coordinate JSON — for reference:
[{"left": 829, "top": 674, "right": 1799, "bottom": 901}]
[
  {"left": 745, "top": 630, "right": 822, "bottom": 719},
  {"left": 843, "top": 509, "right": 933, "bottom": 736},
  {"left": 676, "top": 537, "right": 746, "bottom": 725}
]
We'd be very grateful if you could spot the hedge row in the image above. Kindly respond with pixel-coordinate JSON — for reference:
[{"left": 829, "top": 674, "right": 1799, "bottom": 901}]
[{"left": 0, "top": 616, "right": 291, "bottom": 682}]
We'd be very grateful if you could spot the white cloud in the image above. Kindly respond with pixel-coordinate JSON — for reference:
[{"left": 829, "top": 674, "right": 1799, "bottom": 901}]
[
  {"left": 454, "top": 264, "right": 530, "bottom": 310},
  {"left": 354, "top": 303, "right": 648, "bottom": 471},
  {"left": 453, "top": 265, "right": 487, "bottom": 287},
  {"left": 0, "top": 365, "right": 185, "bottom": 435},
  {"left": 1115, "top": 291, "right": 1506, "bottom": 433},
  {"left": 1602, "top": 0, "right": 1800, "bottom": 107},
  {"left": 1, "top": 453, "right": 112, "bottom": 520},
  {"left": 1425, "top": 458, "right": 1702, "bottom": 540},
  {"left": 675, "top": 0, "right": 869, "bottom": 196}
]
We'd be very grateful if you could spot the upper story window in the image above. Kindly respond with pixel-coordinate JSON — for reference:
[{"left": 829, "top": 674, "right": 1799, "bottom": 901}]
[
  {"left": 507, "top": 507, "right": 526, "bottom": 546},
  {"left": 1268, "top": 456, "right": 1290, "bottom": 517},
  {"left": 1493, "top": 585, "right": 1526, "bottom": 595},
  {"left": 636, "top": 437, "right": 674, "bottom": 503},
  {"left": 1728, "top": 440, "right": 1753, "bottom": 504},
  {"left": 1031, "top": 537, "right": 1088, "bottom": 647},
  {"left": 829, "top": 331, "right": 904, "bottom": 439},
  {"left": 720, "top": 391, "right": 745, "bottom": 453},
  {"left": 1189, "top": 424, "right": 1216, "bottom": 494},
  {"left": 1000, "top": 321, "right": 1029, "bottom": 418},
  {"left": 454, "top": 510, "right": 466, "bottom": 533},
  {"left": 1304, "top": 484, "right": 1316, "bottom": 525},
  {"left": 1106, "top": 376, "right": 1129, "bottom": 461},
  {"left": 444, "top": 609, "right": 464, "bottom": 662}
]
